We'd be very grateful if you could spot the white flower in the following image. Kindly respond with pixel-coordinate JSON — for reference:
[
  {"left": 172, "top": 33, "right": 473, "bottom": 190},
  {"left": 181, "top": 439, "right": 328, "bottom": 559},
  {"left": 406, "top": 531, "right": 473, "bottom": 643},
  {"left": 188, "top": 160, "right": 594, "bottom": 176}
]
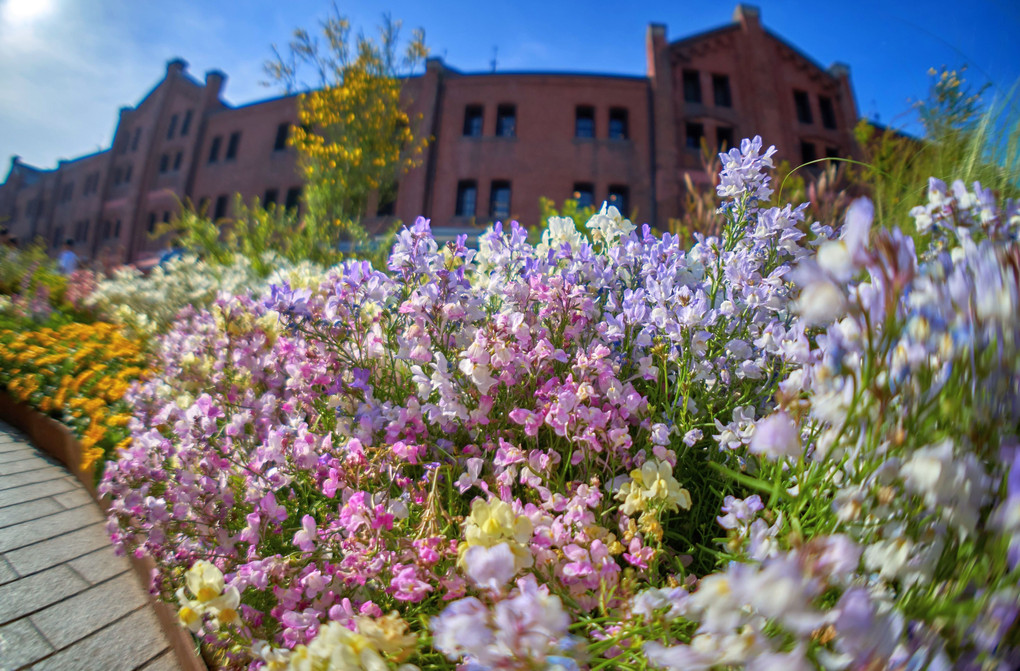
[{"left": 585, "top": 202, "right": 636, "bottom": 245}]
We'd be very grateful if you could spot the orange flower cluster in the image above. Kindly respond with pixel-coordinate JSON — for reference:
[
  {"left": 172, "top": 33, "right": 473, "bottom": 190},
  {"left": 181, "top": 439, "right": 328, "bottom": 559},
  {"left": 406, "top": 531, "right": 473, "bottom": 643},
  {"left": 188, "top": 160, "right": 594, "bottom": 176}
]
[{"left": 0, "top": 322, "right": 148, "bottom": 471}]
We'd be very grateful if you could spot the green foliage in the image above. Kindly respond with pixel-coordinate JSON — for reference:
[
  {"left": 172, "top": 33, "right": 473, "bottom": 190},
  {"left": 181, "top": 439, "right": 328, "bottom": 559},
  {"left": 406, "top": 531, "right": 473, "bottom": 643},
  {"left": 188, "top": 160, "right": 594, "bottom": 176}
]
[{"left": 537, "top": 196, "right": 597, "bottom": 242}]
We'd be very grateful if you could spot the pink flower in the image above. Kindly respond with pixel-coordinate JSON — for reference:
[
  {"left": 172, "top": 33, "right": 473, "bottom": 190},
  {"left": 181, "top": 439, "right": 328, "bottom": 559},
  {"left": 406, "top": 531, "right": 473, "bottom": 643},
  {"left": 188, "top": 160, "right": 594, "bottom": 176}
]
[{"left": 293, "top": 514, "right": 316, "bottom": 553}]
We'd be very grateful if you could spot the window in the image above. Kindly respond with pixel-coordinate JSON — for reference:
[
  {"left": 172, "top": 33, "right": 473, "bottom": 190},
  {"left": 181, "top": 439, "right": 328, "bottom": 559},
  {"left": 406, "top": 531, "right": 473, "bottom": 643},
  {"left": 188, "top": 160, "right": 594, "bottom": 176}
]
[
  {"left": 173, "top": 152, "right": 183, "bottom": 171},
  {"left": 226, "top": 132, "right": 241, "bottom": 160},
  {"left": 159, "top": 154, "right": 169, "bottom": 173},
  {"left": 455, "top": 180, "right": 477, "bottom": 217},
  {"left": 607, "top": 185, "right": 629, "bottom": 214},
  {"left": 208, "top": 136, "right": 222, "bottom": 163},
  {"left": 572, "top": 182, "right": 594, "bottom": 209},
  {"left": 712, "top": 74, "right": 732, "bottom": 107},
  {"left": 575, "top": 106, "right": 595, "bottom": 138},
  {"left": 463, "top": 105, "right": 483, "bottom": 137},
  {"left": 376, "top": 183, "right": 398, "bottom": 216},
  {"left": 124, "top": 165, "right": 132, "bottom": 183},
  {"left": 167, "top": 114, "right": 178, "bottom": 140},
  {"left": 148, "top": 213, "right": 157, "bottom": 234},
  {"left": 180, "top": 110, "right": 193, "bottom": 136},
  {"left": 163, "top": 211, "right": 171, "bottom": 223},
  {"left": 819, "top": 95, "right": 837, "bottom": 130},
  {"left": 274, "top": 123, "right": 290, "bottom": 151},
  {"left": 801, "top": 141, "right": 817, "bottom": 164},
  {"left": 131, "top": 128, "right": 141, "bottom": 152},
  {"left": 489, "top": 180, "right": 511, "bottom": 220},
  {"left": 609, "top": 108, "right": 628, "bottom": 140},
  {"left": 285, "top": 187, "right": 302, "bottom": 211},
  {"left": 683, "top": 70, "right": 702, "bottom": 104},
  {"left": 113, "top": 220, "right": 121, "bottom": 238},
  {"left": 825, "top": 146, "right": 840, "bottom": 159},
  {"left": 496, "top": 105, "right": 516, "bottom": 138},
  {"left": 60, "top": 183, "right": 73, "bottom": 203},
  {"left": 214, "top": 195, "right": 228, "bottom": 220},
  {"left": 793, "top": 90, "right": 812, "bottom": 124},
  {"left": 685, "top": 122, "right": 705, "bottom": 150},
  {"left": 264, "top": 188, "right": 279, "bottom": 206},
  {"left": 716, "top": 126, "right": 735, "bottom": 151}
]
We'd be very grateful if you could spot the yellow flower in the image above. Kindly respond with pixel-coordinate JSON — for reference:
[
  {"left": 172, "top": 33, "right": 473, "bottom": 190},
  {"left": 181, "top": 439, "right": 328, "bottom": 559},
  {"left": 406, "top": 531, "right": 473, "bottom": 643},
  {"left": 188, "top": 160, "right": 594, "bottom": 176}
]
[{"left": 458, "top": 498, "right": 533, "bottom": 572}]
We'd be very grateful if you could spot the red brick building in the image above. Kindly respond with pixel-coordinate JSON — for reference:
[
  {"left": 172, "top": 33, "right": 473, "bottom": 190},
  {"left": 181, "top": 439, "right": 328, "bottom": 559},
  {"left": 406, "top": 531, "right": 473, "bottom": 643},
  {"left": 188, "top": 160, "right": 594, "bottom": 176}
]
[{"left": 0, "top": 5, "right": 859, "bottom": 264}]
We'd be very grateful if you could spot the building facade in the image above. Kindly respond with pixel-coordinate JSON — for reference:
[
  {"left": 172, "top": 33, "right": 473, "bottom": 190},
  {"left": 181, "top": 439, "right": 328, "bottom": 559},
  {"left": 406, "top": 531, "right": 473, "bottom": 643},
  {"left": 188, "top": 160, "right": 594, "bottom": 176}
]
[{"left": 0, "top": 5, "right": 859, "bottom": 264}]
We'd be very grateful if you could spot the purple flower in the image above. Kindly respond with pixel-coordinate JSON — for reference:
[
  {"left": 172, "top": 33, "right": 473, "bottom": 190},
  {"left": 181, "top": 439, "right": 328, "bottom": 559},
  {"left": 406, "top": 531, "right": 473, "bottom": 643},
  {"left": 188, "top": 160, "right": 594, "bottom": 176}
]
[
  {"left": 293, "top": 514, "right": 316, "bottom": 553},
  {"left": 749, "top": 411, "right": 801, "bottom": 459},
  {"left": 463, "top": 543, "right": 517, "bottom": 592}
]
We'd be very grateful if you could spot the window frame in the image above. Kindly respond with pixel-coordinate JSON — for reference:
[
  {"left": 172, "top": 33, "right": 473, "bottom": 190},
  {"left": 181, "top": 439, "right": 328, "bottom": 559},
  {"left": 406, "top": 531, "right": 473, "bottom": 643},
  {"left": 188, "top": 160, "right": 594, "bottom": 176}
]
[
  {"left": 685, "top": 122, "right": 705, "bottom": 150},
  {"left": 683, "top": 70, "right": 702, "bottom": 104},
  {"left": 607, "top": 184, "right": 629, "bottom": 215},
  {"left": 712, "top": 74, "right": 732, "bottom": 108},
  {"left": 572, "top": 182, "right": 595, "bottom": 210},
  {"left": 489, "top": 180, "right": 512, "bottom": 221},
  {"left": 495, "top": 104, "right": 516, "bottom": 138},
  {"left": 793, "top": 90, "right": 813, "bottom": 124},
  {"left": 455, "top": 180, "right": 478, "bottom": 218},
  {"left": 208, "top": 136, "right": 222, "bottom": 163},
  {"left": 225, "top": 132, "right": 241, "bottom": 161},
  {"left": 819, "top": 95, "right": 837, "bottom": 130},
  {"left": 463, "top": 105, "right": 484, "bottom": 137},
  {"left": 608, "top": 107, "right": 629, "bottom": 140},
  {"left": 575, "top": 106, "right": 595, "bottom": 139}
]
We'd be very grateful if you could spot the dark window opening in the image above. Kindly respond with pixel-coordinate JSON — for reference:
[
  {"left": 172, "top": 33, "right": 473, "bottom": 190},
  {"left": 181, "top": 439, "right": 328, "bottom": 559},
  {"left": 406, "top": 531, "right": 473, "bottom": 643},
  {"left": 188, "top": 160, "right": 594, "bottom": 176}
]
[
  {"left": 214, "top": 195, "right": 228, "bottom": 220},
  {"left": 819, "top": 95, "right": 837, "bottom": 130},
  {"left": 713, "top": 74, "right": 732, "bottom": 107},
  {"left": 376, "top": 183, "right": 398, "bottom": 216},
  {"left": 285, "top": 187, "right": 301, "bottom": 211},
  {"left": 575, "top": 106, "right": 595, "bottom": 139},
  {"left": 208, "top": 136, "right": 222, "bottom": 163},
  {"left": 180, "top": 110, "right": 193, "bottom": 136},
  {"left": 609, "top": 108, "right": 629, "bottom": 140},
  {"left": 167, "top": 114, "right": 178, "bottom": 140},
  {"left": 794, "top": 90, "right": 813, "bottom": 124},
  {"left": 685, "top": 122, "right": 705, "bottom": 150},
  {"left": 148, "top": 213, "right": 157, "bottom": 233},
  {"left": 113, "top": 219, "right": 121, "bottom": 238},
  {"left": 173, "top": 152, "right": 183, "bottom": 171},
  {"left": 226, "top": 132, "right": 241, "bottom": 160},
  {"left": 489, "top": 181, "right": 511, "bottom": 220},
  {"left": 131, "top": 128, "right": 141, "bottom": 151},
  {"left": 683, "top": 70, "right": 702, "bottom": 104},
  {"left": 801, "top": 141, "right": 817, "bottom": 164},
  {"left": 264, "top": 188, "right": 279, "bottom": 206},
  {"left": 274, "top": 123, "right": 290, "bottom": 151},
  {"left": 163, "top": 211, "right": 171, "bottom": 223},
  {"left": 124, "top": 165, "right": 132, "bottom": 183},
  {"left": 825, "top": 146, "right": 840, "bottom": 159},
  {"left": 455, "top": 180, "right": 477, "bottom": 217},
  {"left": 496, "top": 104, "right": 516, "bottom": 138},
  {"left": 463, "top": 105, "right": 483, "bottom": 137},
  {"left": 607, "top": 185, "right": 629, "bottom": 214},
  {"left": 573, "top": 182, "right": 595, "bottom": 209},
  {"left": 160, "top": 154, "right": 169, "bottom": 173},
  {"left": 717, "top": 126, "right": 735, "bottom": 151}
]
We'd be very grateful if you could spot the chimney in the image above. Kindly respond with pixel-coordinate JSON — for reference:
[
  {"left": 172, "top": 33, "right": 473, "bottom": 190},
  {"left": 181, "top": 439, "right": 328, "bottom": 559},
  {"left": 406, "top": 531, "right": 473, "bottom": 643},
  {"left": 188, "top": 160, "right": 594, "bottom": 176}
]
[
  {"left": 828, "top": 62, "right": 851, "bottom": 79},
  {"left": 646, "top": 24, "right": 667, "bottom": 78},
  {"left": 733, "top": 4, "right": 761, "bottom": 31},
  {"left": 205, "top": 69, "right": 227, "bottom": 99},
  {"left": 166, "top": 58, "right": 188, "bottom": 77}
]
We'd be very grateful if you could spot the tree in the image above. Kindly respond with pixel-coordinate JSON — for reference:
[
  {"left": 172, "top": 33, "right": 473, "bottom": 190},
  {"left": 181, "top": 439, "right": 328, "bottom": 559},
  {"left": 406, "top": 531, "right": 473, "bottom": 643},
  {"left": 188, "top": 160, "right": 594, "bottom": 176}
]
[{"left": 264, "top": 6, "right": 429, "bottom": 248}]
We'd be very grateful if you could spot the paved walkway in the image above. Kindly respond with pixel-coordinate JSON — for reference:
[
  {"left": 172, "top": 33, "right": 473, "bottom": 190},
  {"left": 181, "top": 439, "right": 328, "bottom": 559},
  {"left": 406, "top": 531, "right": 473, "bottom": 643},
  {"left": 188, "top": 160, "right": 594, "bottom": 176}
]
[{"left": 0, "top": 421, "right": 179, "bottom": 671}]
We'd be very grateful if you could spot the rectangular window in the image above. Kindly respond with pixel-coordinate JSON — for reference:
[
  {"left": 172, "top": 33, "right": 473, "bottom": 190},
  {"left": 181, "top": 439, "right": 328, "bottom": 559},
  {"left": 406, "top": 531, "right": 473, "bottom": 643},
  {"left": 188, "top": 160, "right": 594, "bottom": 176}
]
[
  {"left": 455, "top": 180, "right": 477, "bottom": 217},
  {"left": 801, "top": 141, "right": 817, "bottom": 164},
  {"left": 376, "top": 183, "right": 398, "bottom": 216},
  {"left": 131, "top": 128, "right": 141, "bottom": 151},
  {"left": 180, "top": 110, "right": 193, "bottom": 136},
  {"left": 285, "top": 187, "right": 301, "bottom": 210},
  {"left": 496, "top": 105, "right": 516, "bottom": 138},
  {"left": 159, "top": 154, "right": 169, "bottom": 173},
  {"left": 148, "top": 213, "right": 156, "bottom": 234},
  {"left": 825, "top": 146, "right": 840, "bottom": 159},
  {"left": 208, "top": 136, "right": 222, "bottom": 163},
  {"left": 712, "top": 74, "right": 732, "bottom": 107},
  {"left": 274, "top": 123, "right": 290, "bottom": 151},
  {"left": 226, "top": 132, "right": 241, "bottom": 160},
  {"left": 463, "top": 105, "right": 483, "bottom": 137},
  {"left": 819, "top": 95, "right": 837, "bottom": 130},
  {"left": 163, "top": 211, "right": 171, "bottom": 223},
  {"left": 683, "top": 70, "right": 702, "bottom": 104},
  {"left": 264, "top": 188, "right": 279, "bottom": 206},
  {"left": 716, "top": 126, "right": 735, "bottom": 151},
  {"left": 573, "top": 182, "right": 594, "bottom": 209},
  {"left": 607, "top": 185, "right": 629, "bottom": 214},
  {"left": 173, "top": 152, "right": 183, "bottom": 171},
  {"left": 214, "top": 195, "right": 228, "bottom": 220},
  {"left": 609, "top": 107, "right": 628, "bottom": 140},
  {"left": 794, "top": 90, "right": 813, "bottom": 124},
  {"left": 489, "top": 180, "right": 511, "bottom": 220},
  {"left": 167, "top": 114, "right": 178, "bottom": 140},
  {"left": 685, "top": 122, "right": 705, "bottom": 150},
  {"left": 575, "top": 106, "right": 595, "bottom": 139},
  {"left": 113, "top": 219, "right": 121, "bottom": 238}
]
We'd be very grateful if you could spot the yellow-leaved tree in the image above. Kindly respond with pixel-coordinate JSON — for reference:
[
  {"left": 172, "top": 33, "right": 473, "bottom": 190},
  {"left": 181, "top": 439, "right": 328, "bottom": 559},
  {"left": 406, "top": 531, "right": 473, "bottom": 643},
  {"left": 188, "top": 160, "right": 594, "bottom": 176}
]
[{"left": 265, "top": 7, "right": 429, "bottom": 249}]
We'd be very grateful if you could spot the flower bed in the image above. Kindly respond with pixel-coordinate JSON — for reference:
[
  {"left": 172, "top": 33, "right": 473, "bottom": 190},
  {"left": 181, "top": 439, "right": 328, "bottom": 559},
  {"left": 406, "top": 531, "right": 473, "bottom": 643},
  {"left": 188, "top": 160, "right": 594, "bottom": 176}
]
[{"left": 101, "top": 137, "right": 1020, "bottom": 669}]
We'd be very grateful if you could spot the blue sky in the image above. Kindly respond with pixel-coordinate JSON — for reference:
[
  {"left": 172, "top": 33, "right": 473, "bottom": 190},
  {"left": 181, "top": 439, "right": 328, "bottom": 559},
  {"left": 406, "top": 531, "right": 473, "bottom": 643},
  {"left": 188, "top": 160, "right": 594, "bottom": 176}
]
[{"left": 1, "top": 0, "right": 1017, "bottom": 169}]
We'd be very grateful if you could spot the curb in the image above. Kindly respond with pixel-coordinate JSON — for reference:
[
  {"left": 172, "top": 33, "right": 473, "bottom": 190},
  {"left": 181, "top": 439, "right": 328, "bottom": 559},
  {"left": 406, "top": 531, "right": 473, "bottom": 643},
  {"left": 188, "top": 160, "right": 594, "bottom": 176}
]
[{"left": 0, "top": 391, "right": 208, "bottom": 671}]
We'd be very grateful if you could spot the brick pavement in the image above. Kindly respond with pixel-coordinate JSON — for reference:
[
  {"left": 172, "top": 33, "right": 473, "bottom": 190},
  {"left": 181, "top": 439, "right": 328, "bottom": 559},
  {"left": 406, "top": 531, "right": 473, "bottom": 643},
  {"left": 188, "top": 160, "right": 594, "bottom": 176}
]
[{"left": 0, "top": 421, "right": 179, "bottom": 671}]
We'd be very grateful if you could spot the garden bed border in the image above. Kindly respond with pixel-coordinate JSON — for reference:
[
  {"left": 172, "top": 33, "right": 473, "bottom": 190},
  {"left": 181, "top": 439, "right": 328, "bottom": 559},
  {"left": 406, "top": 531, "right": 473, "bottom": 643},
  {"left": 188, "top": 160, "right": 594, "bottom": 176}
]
[{"left": 0, "top": 391, "right": 207, "bottom": 671}]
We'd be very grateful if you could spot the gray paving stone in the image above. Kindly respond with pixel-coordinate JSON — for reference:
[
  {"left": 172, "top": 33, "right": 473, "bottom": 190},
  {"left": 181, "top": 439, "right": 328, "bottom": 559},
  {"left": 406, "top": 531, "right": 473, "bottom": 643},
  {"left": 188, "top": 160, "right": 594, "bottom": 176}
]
[
  {"left": 0, "top": 618, "right": 55, "bottom": 669},
  {"left": 139, "top": 651, "right": 181, "bottom": 671},
  {"left": 0, "top": 478, "right": 78, "bottom": 509},
  {"left": 0, "top": 456, "right": 53, "bottom": 475},
  {"left": 31, "top": 573, "right": 149, "bottom": 650},
  {"left": 4, "top": 522, "right": 111, "bottom": 577},
  {"left": 0, "top": 504, "right": 104, "bottom": 553},
  {"left": 52, "top": 488, "right": 94, "bottom": 510},
  {"left": 0, "top": 448, "right": 36, "bottom": 464},
  {"left": 28, "top": 607, "right": 169, "bottom": 671},
  {"left": 0, "top": 556, "right": 17, "bottom": 585},
  {"left": 0, "top": 496, "right": 64, "bottom": 529},
  {"left": 0, "top": 564, "right": 87, "bottom": 624},
  {"left": 66, "top": 545, "right": 132, "bottom": 585},
  {"left": 0, "top": 467, "right": 67, "bottom": 492},
  {"left": 0, "top": 441, "right": 27, "bottom": 454}
]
